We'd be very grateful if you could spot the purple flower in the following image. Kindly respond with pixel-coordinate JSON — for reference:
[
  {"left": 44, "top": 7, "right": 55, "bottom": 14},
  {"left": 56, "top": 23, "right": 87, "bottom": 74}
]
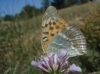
[{"left": 31, "top": 49, "right": 82, "bottom": 74}]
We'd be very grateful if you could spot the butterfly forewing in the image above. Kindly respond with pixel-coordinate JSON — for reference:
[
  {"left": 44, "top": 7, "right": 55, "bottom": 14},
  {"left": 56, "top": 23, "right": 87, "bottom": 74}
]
[{"left": 41, "top": 6, "right": 68, "bottom": 53}]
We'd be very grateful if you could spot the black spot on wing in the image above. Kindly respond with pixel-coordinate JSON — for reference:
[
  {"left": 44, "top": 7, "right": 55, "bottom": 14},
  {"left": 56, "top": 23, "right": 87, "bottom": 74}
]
[
  {"left": 53, "top": 22, "right": 56, "bottom": 25},
  {"left": 51, "top": 33, "right": 54, "bottom": 36},
  {"left": 45, "top": 24, "right": 48, "bottom": 27},
  {"left": 43, "top": 32, "right": 49, "bottom": 35},
  {"left": 49, "top": 27, "right": 54, "bottom": 30},
  {"left": 56, "top": 25, "right": 60, "bottom": 29},
  {"left": 42, "top": 24, "right": 48, "bottom": 28},
  {"left": 42, "top": 36, "right": 48, "bottom": 42},
  {"left": 43, "top": 36, "right": 47, "bottom": 39},
  {"left": 49, "top": 22, "right": 52, "bottom": 25}
]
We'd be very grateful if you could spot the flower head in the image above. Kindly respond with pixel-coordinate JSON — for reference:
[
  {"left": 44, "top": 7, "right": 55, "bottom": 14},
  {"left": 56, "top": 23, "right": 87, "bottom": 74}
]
[{"left": 31, "top": 49, "right": 82, "bottom": 74}]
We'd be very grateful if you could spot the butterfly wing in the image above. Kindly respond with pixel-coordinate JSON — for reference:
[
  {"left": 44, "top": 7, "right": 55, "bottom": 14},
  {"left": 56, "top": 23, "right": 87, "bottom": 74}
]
[
  {"left": 48, "top": 26, "right": 87, "bottom": 57},
  {"left": 41, "top": 6, "right": 68, "bottom": 53}
]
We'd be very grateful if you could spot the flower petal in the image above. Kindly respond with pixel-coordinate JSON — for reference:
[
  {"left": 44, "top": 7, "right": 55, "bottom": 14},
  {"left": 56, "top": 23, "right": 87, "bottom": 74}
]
[
  {"left": 31, "top": 61, "right": 49, "bottom": 72},
  {"left": 57, "top": 48, "right": 69, "bottom": 60},
  {"left": 42, "top": 57, "right": 51, "bottom": 71},
  {"left": 31, "top": 61, "right": 39, "bottom": 67},
  {"left": 67, "top": 64, "right": 82, "bottom": 73}
]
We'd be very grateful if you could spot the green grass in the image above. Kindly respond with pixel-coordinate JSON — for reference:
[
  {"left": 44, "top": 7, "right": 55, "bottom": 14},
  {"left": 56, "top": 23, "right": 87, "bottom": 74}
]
[{"left": 0, "top": 2, "right": 100, "bottom": 74}]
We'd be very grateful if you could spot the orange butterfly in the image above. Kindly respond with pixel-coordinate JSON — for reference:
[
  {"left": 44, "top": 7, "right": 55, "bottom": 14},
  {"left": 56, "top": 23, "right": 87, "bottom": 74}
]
[{"left": 41, "top": 6, "right": 87, "bottom": 57}]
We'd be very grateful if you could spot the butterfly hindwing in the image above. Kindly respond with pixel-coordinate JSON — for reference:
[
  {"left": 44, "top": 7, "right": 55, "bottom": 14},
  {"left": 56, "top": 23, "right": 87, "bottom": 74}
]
[
  {"left": 41, "top": 6, "right": 68, "bottom": 53},
  {"left": 48, "top": 26, "right": 87, "bottom": 57}
]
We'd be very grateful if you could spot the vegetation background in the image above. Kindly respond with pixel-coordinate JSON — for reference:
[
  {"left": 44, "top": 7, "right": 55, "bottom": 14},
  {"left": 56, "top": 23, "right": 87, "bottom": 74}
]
[{"left": 0, "top": 0, "right": 100, "bottom": 74}]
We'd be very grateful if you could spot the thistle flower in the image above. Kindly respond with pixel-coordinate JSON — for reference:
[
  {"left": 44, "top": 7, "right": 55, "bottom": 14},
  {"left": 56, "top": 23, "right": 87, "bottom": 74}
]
[{"left": 31, "top": 49, "right": 82, "bottom": 74}]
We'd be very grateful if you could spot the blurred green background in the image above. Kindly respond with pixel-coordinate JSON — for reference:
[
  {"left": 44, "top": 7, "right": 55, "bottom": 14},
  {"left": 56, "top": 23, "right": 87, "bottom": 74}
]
[{"left": 0, "top": 0, "right": 100, "bottom": 74}]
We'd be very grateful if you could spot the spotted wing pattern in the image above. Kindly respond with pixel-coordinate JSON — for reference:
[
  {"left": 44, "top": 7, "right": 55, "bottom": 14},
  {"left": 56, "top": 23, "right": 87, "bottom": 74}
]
[{"left": 41, "top": 6, "right": 68, "bottom": 53}]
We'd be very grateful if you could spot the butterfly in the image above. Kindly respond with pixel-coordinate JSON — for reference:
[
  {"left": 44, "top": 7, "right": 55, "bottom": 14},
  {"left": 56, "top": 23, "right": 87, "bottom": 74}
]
[{"left": 41, "top": 6, "right": 87, "bottom": 57}]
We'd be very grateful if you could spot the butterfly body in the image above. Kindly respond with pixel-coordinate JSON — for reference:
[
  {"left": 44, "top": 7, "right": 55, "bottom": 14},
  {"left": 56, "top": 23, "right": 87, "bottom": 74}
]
[{"left": 41, "top": 6, "right": 87, "bottom": 57}]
